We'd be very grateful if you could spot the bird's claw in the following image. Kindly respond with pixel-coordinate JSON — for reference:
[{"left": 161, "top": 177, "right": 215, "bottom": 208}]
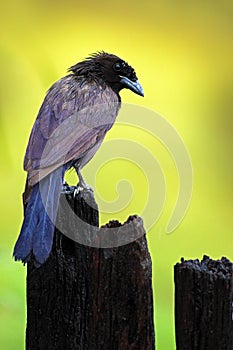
[
  {"left": 62, "top": 181, "right": 70, "bottom": 193},
  {"left": 73, "top": 184, "right": 93, "bottom": 197}
]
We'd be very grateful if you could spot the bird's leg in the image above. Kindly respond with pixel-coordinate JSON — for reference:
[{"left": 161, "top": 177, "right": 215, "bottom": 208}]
[
  {"left": 76, "top": 168, "right": 87, "bottom": 188},
  {"left": 74, "top": 167, "right": 93, "bottom": 196}
]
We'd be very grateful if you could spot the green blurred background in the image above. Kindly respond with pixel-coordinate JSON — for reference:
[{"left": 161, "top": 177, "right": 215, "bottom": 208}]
[{"left": 1, "top": 1, "right": 233, "bottom": 349}]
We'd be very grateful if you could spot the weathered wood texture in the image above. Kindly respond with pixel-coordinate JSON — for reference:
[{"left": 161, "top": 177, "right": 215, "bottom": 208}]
[
  {"left": 174, "top": 255, "right": 233, "bottom": 350},
  {"left": 26, "top": 188, "right": 155, "bottom": 350}
]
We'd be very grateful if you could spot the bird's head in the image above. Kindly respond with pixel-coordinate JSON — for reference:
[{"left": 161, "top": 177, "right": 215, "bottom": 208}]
[{"left": 69, "top": 52, "right": 144, "bottom": 97}]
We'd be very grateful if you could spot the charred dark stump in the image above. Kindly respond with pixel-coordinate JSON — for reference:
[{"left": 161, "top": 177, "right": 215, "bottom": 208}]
[
  {"left": 26, "top": 187, "right": 155, "bottom": 350},
  {"left": 174, "top": 255, "right": 233, "bottom": 350}
]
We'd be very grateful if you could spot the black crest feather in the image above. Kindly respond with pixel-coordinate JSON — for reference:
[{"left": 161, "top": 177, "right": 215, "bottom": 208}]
[{"left": 68, "top": 51, "right": 115, "bottom": 78}]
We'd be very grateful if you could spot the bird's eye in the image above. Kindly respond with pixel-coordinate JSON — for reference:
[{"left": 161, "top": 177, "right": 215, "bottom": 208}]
[{"left": 113, "top": 62, "right": 122, "bottom": 71}]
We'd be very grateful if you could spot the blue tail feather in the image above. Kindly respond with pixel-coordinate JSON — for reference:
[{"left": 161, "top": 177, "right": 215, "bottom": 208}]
[{"left": 13, "top": 166, "right": 66, "bottom": 265}]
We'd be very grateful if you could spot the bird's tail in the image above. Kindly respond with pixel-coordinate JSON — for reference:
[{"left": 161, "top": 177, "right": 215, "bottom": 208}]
[{"left": 13, "top": 166, "right": 65, "bottom": 266}]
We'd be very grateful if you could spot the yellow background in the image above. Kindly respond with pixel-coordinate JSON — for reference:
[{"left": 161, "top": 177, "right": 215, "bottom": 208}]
[{"left": 1, "top": 1, "right": 233, "bottom": 349}]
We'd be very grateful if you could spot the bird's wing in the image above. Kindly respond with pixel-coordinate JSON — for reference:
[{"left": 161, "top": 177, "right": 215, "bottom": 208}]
[{"left": 24, "top": 75, "right": 120, "bottom": 188}]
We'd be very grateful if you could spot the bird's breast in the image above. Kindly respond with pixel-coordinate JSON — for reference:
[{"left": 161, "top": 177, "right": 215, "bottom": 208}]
[{"left": 73, "top": 82, "right": 121, "bottom": 131}]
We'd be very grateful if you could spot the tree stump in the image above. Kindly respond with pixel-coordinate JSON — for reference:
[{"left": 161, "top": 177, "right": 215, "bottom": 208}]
[
  {"left": 26, "top": 187, "right": 155, "bottom": 350},
  {"left": 174, "top": 255, "right": 233, "bottom": 350}
]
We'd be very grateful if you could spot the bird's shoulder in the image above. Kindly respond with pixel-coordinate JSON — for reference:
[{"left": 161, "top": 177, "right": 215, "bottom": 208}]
[{"left": 47, "top": 74, "right": 120, "bottom": 106}]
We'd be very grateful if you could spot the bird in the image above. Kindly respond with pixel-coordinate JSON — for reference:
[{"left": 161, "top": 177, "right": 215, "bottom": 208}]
[{"left": 13, "top": 52, "right": 144, "bottom": 266}]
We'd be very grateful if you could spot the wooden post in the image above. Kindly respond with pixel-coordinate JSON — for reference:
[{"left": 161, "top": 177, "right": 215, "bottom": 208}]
[
  {"left": 26, "top": 187, "right": 155, "bottom": 350},
  {"left": 174, "top": 255, "right": 233, "bottom": 350}
]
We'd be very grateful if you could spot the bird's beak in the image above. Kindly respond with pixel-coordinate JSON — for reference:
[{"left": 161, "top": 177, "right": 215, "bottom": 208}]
[{"left": 120, "top": 77, "right": 144, "bottom": 97}]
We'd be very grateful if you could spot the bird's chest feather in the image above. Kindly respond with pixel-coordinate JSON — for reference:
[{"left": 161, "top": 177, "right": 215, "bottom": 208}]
[{"left": 71, "top": 82, "right": 121, "bottom": 132}]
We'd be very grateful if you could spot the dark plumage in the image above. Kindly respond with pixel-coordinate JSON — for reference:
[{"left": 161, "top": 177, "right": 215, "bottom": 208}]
[{"left": 13, "top": 51, "right": 144, "bottom": 265}]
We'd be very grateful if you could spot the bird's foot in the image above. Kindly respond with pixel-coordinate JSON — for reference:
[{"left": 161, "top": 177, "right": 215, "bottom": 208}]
[
  {"left": 62, "top": 181, "right": 70, "bottom": 193},
  {"left": 73, "top": 183, "right": 93, "bottom": 197}
]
